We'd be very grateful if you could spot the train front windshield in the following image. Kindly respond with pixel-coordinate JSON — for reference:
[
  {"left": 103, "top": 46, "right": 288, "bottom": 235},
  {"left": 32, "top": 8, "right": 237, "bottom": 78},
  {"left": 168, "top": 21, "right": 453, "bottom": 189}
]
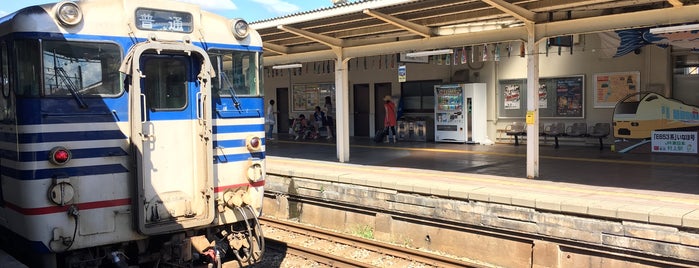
[
  {"left": 14, "top": 39, "right": 122, "bottom": 98},
  {"left": 208, "top": 50, "right": 261, "bottom": 97}
]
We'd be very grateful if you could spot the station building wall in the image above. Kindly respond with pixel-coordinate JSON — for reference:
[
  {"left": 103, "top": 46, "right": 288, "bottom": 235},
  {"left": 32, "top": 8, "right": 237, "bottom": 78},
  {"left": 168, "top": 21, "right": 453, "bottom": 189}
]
[{"left": 263, "top": 33, "right": 673, "bottom": 144}]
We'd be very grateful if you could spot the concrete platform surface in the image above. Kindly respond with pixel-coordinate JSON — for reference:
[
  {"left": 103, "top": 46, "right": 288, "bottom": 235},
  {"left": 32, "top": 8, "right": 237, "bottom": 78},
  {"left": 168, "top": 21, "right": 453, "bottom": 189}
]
[{"left": 264, "top": 136, "right": 699, "bottom": 229}]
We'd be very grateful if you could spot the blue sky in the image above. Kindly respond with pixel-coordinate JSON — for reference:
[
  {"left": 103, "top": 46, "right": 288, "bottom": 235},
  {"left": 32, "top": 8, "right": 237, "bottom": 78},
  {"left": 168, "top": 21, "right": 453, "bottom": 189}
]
[{"left": 0, "top": 0, "right": 338, "bottom": 22}]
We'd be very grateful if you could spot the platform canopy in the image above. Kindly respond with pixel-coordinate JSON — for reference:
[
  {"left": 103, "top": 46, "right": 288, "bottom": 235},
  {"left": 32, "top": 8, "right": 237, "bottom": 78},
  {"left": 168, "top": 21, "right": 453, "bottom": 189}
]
[
  {"left": 251, "top": 0, "right": 699, "bottom": 174},
  {"left": 252, "top": 0, "right": 699, "bottom": 65}
]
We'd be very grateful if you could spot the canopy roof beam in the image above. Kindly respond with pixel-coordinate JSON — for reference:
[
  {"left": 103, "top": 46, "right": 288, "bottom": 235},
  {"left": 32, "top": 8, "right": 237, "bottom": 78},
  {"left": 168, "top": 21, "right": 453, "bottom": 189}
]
[
  {"left": 277, "top": 25, "right": 344, "bottom": 48},
  {"left": 262, "top": 42, "right": 290, "bottom": 55},
  {"left": 668, "top": 0, "right": 684, "bottom": 7},
  {"left": 363, "top": 9, "right": 433, "bottom": 38},
  {"left": 482, "top": 0, "right": 536, "bottom": 23}
]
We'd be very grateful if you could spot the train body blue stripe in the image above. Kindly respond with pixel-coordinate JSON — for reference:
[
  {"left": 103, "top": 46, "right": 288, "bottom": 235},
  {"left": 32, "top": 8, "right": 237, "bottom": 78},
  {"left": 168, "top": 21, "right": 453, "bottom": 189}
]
[
  {"left": 16, "top": 130, "right": 126, "bottom": 143},
  {"left": 3, "top": 164, "right": 129, "bottom": 181}
]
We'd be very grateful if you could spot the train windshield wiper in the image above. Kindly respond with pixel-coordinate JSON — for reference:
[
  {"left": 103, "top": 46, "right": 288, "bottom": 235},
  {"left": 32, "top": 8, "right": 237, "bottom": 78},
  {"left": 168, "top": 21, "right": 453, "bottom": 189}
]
[
  {"left": 51, "top": 49, "right": 87, "bottom": 109},
  {"left": 220, "top": 71, "right": 242, "bottom": 111},
  {"left": 55, "top": 66, "right": 88, "bottom": 109}
]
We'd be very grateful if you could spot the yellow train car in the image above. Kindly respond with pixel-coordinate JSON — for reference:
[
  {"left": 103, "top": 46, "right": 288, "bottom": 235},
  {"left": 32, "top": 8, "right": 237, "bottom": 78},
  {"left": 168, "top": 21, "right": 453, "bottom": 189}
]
[{"left": 613, "top": 92, "right": 699, "bottom": 139}]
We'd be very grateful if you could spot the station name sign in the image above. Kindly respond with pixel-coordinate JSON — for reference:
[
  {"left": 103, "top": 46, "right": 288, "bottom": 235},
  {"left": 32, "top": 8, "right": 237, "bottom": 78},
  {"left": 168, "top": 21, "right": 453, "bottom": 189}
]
[
  {"left": 136, "top": 8, "right": 193, "bottom": 33},
  {"left": 651, "top": 131, "right": 697, "bottom": 154}
]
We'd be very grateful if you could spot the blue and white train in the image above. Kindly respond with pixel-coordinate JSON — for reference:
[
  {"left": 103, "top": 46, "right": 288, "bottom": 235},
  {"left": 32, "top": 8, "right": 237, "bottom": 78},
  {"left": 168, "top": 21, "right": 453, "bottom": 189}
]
[{"left": 0, "top": 1, "right": 266, "bottom": 267}]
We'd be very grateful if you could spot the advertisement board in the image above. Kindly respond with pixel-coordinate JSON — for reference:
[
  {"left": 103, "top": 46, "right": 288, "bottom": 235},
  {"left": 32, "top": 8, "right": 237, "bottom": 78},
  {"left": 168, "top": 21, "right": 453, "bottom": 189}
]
[{"left": 651, "top": 131, "right": 697, "bottom": 154}]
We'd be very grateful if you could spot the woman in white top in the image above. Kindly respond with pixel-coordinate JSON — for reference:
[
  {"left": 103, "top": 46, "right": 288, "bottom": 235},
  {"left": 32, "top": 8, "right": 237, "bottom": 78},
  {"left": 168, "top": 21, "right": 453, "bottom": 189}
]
[
  {"left": 323, "top": 96, "right": 333, "bottom": 139},
  {"left": 266, "top": 100, "right": 276, "bottom": 140}
]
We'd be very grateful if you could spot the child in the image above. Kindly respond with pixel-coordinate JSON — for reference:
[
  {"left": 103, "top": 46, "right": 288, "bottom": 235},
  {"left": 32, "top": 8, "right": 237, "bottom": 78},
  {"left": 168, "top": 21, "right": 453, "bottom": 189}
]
[{"left": 291, "top": 114, "right": 311, "bottom": 140}]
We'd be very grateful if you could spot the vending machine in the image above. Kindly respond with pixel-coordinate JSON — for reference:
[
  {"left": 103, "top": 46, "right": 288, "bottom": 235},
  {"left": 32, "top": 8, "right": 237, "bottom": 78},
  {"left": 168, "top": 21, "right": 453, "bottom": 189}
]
[{"left": 434, "top": 83, "right": 487, "bottom": 143}]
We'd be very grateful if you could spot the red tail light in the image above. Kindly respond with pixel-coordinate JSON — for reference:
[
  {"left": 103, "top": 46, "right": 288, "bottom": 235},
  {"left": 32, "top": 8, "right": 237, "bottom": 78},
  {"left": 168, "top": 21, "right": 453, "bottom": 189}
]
[
  {"left": 49, "top": 146, "right": 72, "bottom": 165},
  {"left": 247, "top": 136, "right": 262, "bottom": 151}
]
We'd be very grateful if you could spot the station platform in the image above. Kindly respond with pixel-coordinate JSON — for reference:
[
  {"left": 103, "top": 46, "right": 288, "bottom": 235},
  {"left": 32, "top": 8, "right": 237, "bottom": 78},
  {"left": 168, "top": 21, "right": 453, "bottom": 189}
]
[
  {"left": 262, "top": 135, "right": 699, "bottom": 266},
  {"left": 265, "top": 134, "right": 699, "bottom": 196}
]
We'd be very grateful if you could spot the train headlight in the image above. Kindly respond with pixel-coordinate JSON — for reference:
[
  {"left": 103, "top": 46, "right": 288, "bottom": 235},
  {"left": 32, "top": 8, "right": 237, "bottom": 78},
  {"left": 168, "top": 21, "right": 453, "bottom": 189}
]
[
  {"left": 55, "top": 1, "right": 83, "bottom": 26},
  {"left": 49, "top": 146, "right": 72, "bottom": 165},
  {"left": 231, "top": 19, "right": 250, "bottom": 40},
  {"left": 246, "top": 136, "right": 262, "bottom": 151}
]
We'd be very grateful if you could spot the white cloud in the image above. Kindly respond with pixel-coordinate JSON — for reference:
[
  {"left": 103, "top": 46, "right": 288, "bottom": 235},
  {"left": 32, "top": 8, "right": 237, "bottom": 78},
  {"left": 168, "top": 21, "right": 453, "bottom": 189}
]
[
  {"left": 176, "top": 0, "right": 237, "bottom": 10},
  {"left": 250, "top": 0, "right": 301, "bottom": 16},
  {"left": 0, "top": 11, "right": 7, "bottom": 17}
]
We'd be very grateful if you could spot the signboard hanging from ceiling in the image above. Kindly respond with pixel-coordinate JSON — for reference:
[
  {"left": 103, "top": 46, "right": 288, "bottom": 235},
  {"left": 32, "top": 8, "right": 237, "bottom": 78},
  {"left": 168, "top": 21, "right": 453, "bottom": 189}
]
[{"left": 398, "top": 65, "right": 406, "bottom": 82}]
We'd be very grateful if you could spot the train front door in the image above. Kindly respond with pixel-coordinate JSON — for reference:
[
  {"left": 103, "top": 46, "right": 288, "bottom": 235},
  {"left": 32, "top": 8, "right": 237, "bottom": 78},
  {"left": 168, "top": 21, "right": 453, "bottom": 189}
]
[{"left": 122, "top": 42, "right": 215, "bottom": 235}]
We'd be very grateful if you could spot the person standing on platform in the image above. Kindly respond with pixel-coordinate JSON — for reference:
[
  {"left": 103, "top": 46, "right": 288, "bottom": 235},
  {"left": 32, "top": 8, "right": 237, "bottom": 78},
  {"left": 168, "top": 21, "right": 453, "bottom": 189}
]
[
  {"left": 323, "top": 96, "right": 334, "bottom": 139},
  {"left": 384, "top": 95, "right": 397, "bottom": 143},
  {"left": 312, "top": 106, "right": 325, "bottom": 139},
  {"left": 266, "top": 99, "right": 277, "bottom": 140}
]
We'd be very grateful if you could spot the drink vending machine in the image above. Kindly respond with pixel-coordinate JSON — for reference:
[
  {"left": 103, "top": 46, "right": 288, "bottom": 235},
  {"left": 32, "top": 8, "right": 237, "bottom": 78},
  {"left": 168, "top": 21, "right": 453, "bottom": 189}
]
[{"left": 434, "top": 83, "right": 487, "bottom": 143}]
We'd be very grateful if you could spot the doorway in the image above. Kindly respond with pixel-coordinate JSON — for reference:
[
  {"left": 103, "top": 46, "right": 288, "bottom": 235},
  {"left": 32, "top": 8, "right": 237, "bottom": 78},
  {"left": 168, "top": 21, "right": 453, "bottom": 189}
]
[
  {"left": 353, "top": 84, "right": 370, "bottom": 136},
  {"left": 276, "top": 88, "right": 289, "bottom": 134}
]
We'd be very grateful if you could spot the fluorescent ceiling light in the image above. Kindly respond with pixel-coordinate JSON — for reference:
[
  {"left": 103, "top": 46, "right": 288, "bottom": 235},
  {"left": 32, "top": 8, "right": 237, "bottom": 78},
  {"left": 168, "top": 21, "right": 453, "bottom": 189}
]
[
  {"left": 649, "top": 24, "right": 699, "bottom": 34},
  {"left": 405, "top": 49, "right": 454, "bottom": 57},
  {"left": 272, "top": 63, "right": 302, "bottom": 69}
]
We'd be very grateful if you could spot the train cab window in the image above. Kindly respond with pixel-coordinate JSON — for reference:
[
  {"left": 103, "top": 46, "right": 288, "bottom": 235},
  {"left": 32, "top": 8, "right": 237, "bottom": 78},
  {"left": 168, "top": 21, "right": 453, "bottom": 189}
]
[
  {"left": 143, "top": 57, "right": 187, "bottom": 110},
  {"left": 42, "top": 41, "right": 122, "bottom": 97},
  {"left": 208, "top": 50, "right": 259, "bottom": 96}
]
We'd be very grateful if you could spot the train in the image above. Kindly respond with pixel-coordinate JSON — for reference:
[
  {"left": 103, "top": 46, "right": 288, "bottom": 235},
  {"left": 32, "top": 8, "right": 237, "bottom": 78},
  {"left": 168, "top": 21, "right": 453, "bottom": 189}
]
[
  {"left": 0, "top": 0, "right": 267, "bottom": 267},
  {"left": 613, "top": 91, "right": 699, "bottom": 139}
]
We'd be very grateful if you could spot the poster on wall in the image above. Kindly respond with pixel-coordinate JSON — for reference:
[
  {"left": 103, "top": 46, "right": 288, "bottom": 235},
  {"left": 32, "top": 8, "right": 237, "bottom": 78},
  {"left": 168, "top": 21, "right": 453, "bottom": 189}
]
[
  {"left": 498, "top": 75, "right": 584, "bottom": 119},
  {"left": 594, "top": 71, "right": 640, "bottom": 108},
  {"left": 538, "top": 84, "right": 548, "bottom": 109},
  {"left": 504, "top": 84, "right": 521, "bottom": 110},
  {"left": 555, "top": 77, "right": 584, "bottom": 117}
]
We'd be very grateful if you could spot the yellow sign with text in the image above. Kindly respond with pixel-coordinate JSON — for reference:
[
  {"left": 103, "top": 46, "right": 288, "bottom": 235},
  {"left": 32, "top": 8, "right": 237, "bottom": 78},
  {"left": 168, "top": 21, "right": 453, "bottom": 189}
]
[{"left": 526, "top": 111, "right": 535, "bottom": 125}]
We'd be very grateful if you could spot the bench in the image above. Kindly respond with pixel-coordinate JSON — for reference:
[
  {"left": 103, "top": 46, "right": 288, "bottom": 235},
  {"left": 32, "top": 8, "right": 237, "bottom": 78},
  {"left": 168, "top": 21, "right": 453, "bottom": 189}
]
[
  {"left": 588, "top": 123, "right": 610, "bottom": 150},
  {"left": 505, "top": 122, "right": 609, "bottom": 149},
  {"left": 505, "top": 122, "right": 527, "bottom": 146},
  {"left": 543, "top": 122, "right": 566, "bottom": 149}
]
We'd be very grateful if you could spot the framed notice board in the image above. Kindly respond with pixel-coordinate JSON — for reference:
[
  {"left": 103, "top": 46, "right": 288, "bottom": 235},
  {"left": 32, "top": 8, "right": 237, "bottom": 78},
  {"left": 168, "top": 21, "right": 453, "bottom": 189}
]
[
  {"left": 498, "top": 75, "right": 584, "bottom": 119},
  {"left": 594, "top": 71, "right": 640, "bottom": 108},
  {"left": 291, "top": 83, "right": 334, "bottom": 112}
]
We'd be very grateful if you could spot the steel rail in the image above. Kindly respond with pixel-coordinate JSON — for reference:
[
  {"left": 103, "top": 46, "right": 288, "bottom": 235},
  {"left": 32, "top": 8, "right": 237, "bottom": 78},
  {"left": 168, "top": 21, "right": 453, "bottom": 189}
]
[
  {"left": 261, "top": 217, "right": 488, "bottom": 268},
  {"left": 266, "top": 238, "right": 371, "bottom": 268},
  {"left": 265, "top": 192, "right": 699, "bottom": 268}
]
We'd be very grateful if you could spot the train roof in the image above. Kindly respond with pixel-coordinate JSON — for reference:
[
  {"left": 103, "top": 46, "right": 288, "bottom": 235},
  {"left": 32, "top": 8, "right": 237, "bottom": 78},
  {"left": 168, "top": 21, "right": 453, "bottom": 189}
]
[{"left": 0, "top": 0, "right": 262, "bottom": 48}]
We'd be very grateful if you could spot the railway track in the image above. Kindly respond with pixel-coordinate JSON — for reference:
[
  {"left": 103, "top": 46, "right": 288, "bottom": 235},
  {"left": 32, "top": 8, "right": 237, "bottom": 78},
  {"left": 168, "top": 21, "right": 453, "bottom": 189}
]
[{"left": 260, "top": 217, "right": 488, "bottom": 268}]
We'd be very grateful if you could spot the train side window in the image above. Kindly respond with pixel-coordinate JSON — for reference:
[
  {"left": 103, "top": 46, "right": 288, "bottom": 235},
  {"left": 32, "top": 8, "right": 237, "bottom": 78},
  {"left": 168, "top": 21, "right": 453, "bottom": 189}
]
[
  {"left": 42, "top": 40, "right": 122, "bottom": 97},
  {"left": 14, "top": 39, "right": 41, "bottom": 97}
]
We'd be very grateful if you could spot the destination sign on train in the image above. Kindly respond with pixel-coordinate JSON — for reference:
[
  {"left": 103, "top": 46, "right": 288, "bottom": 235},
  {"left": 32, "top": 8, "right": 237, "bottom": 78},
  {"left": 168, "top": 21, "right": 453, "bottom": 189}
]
[{"left": 135, "top": 9, "right": 193, "bottom": 33}]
